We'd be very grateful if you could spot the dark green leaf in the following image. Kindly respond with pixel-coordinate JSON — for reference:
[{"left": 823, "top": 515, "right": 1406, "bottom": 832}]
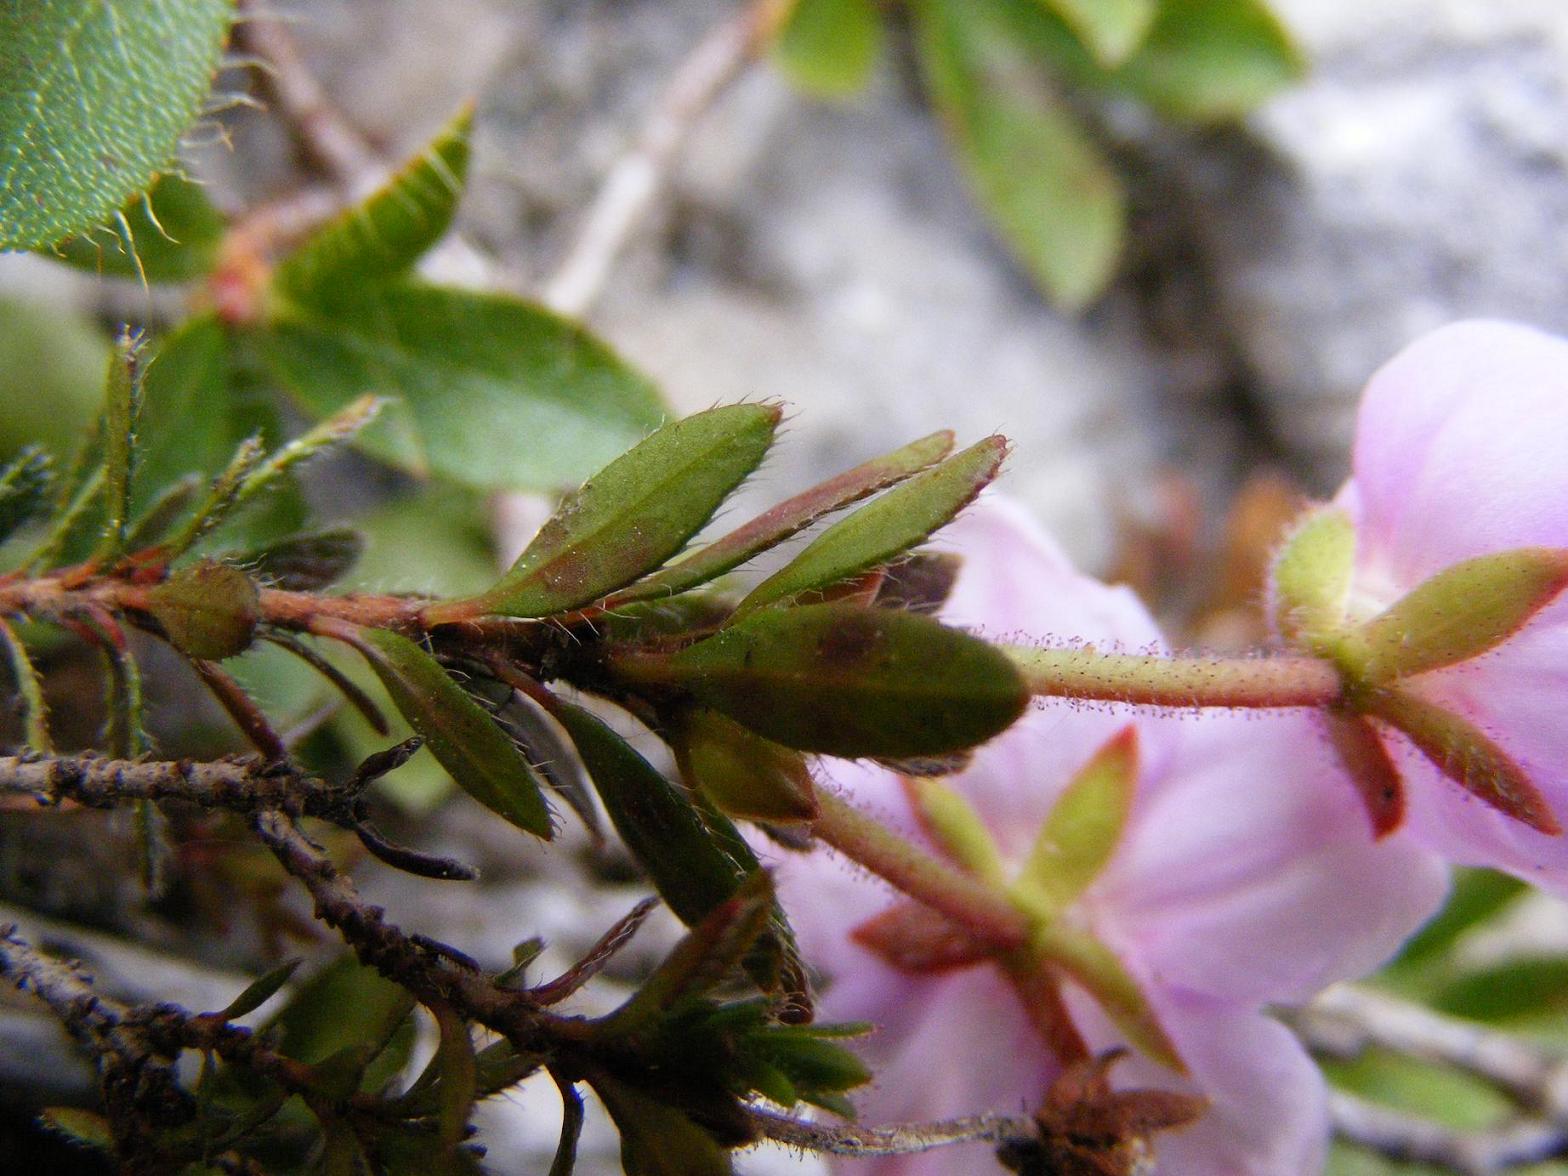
[
  {"left": 215, "top": 959, "right": 301, "bottom": 1020},
  {"left": 431, "top": 1004, "right": 478, "bottom": 1151},
  {"left": 915, "top": 0, "right": 1124, "bottom": 308},
  {"left": 1432, "top": 957, "right": 1568, "bottom": 1024},
  {"left": 147, "top": 559, "right": 260, "bottom": 660},
  {"left": 771, "top": 0, "right": 883, "bottom": 97},
  {"left": 619, "top": 602, "right": 1028, "bottom": 757},
  {"left": 455, "top": 404, "right": 779, "bottom": 619},
  {"left": 259, "top": 284, "right": 665, "bottom": 490},
  {"left": 734, "top": 434, "right": 1005, "bottom": 616},
  {"left": 613, "top": 430, "right": 955, "bottom": 605},
  {"left": 0, "top": 447, "right": 53, "bottom": 544},
  {"left": 96, "top": 329, "right": 145, "bottom": 559},
  {"left": 677, "top": 709, "right": 818, "bottom": 823},
  {"left": 551, "top": 700, "right": 750, "bottom": 928},
  {"left": 358, "top": 627, "right": 554, "bottom": 837},
  {"left": 47, "top": 172, "right": 225, "bottom": 281},
  {"left": 274, "top": 108, "right": 472, "bottom": 299},
  {"left": 1034, "top": 0, "right": 1155, "bottom": 65},
  {"left": 239, "top": 527, "right": 364, "bottom": 591},
  {"left": 591, "top": 1071, "right": 734, "bottom": 1176},
  {"left": 268, "top": 957, "right": 415, "bottom": 1072},
  {"left": 0, "top": 0, "right": 234, "bottom": 249}
]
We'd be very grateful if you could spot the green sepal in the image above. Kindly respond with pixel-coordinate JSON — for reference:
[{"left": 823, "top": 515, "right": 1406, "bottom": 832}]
[
  {"left": 147, "top": 559, "right": 260, "bottom": 660},
  {"left": 615, "top": 430, "right": 954, "bottom": 605},
  {"left": 1270, "top": 505, "right": 1355, "bottom": 647},
  {"left": 618, "top": 602, "right": 1029, "bottom": 758},
  {"left": 732, "top": 434, "right": 1005, "bottom": 617},
  {"left": 1014, "top": 725, "right": 1137, "bottom": 916},
  {"left": 1363, "top": 686, "right": 1559, "bottom": 835},
  {"left": 274, "top": 108, "right": 472, "bottom": 300},
  {"left": 1030, "top": 922, "right": 1184, "bottom": 1073},
  {"left": 358, "top": 628, "right": 554, "bottom": 837},
  {"left": 1351, "top": 548, "right": 1568, "bottom": 683},
  {"left": 771, "top": 0, "right": 883, "bottom": 97},
  {"left": 906, "top": 776, "right": 1008, "bottom": 886},
  {"left": 677, "top": 709, "right": 819, "bottom": 824},
  {"left": 459, "top": 403, "right": 780, "bottom": 618}
]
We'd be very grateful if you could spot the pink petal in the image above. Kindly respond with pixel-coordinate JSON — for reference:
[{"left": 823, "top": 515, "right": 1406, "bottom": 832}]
[
  {"left": 1347, "top": 320, "right": 1568, "bottom": 587},
  {"left": 1098, "top": 711, "right": 1450, "bottom": 1005}
]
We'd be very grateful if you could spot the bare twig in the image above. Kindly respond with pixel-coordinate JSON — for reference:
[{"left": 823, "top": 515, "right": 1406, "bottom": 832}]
[
  {"left": 540, "top": 2, "right": 772, "bottom": 319},
  {"left": 1329, "top": 1090, "right": 1568, "bottom": 1176},
  {"left": 748, "top": 1105, "right": 1030, "bottom": 1158}
]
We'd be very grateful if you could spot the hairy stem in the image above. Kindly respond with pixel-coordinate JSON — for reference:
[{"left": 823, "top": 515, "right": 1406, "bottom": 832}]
[{"left": 1003, "top": 645, "right": 1343, "bottom": 710}]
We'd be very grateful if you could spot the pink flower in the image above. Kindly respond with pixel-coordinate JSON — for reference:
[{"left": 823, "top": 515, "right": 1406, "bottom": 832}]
[
  {"left": 772, "top": 497, "right": 1447, "bottom": 1174},
  {"left": 1279, "top": 321, "right": 1568, "bottom": 887}
]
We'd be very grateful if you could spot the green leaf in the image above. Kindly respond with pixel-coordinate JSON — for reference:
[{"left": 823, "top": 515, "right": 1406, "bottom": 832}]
[
  {"left": 215, "top": 959, "right": 301, "bottom": 1021},
  {"left": 0, "top": 0, "right": 235, "bottom": 250},
  {"left": 1271, "top": 506, "right": 1355, "bottom": 647},
  {"left": 274, "top": 108, "right": 472, "bottom": 299},
  {"left": 1112, "top": 0, "right": 1304, "bottom": 122},
  {"left": 677, "top": 709, "right": 819, "bottom": 824},
  {"left": 1030, "top": 923, "right": 1183, "bottom": 1071},
  {"left": 1350, "top": 548, "right": 1568, "bottom": 684},
  {"left": 551, "top": 700, "right": 752, "bottom": 928},
  {"left": 590, "top": 1071, "right": 734, "bottom": 1176},
  {"left": 38, "top": 1107, "right": 114, "bottom": 1152},
  {"left": 258, "top": 284, "right": 665, "bottom": 490},
  {"left": 1015, "top": 726, "right": 1137, "bottom": 916},
  {"left": 1432, "top": 956, "right": 1568, "bottom": 1024},
  {"left": 0, "top": 295, "right": 106, "bottom": 462},
  {"left": 905, "top": 776, "right": 1008, "bottom": 885},
  {"left": 0, "top": 617, "right": 50, "bottom": 749},
  {"left": 430, "top": 1004, "right": 479, "bottom": 1152},
  {"left": 1034, "top": 0, "right": 1156, "bottom": 66},
  {"left": 771, "top": 0, "right": 883, "bottom": 97},
  {"left": 0, "top": 447, "right": 54, "bottom": 545},
  {"left": 615, "top": 430, "right": 955, "bottom": 605},
  {"left": 733, "top": 434, "right": 1005, "bottom": 616},
  {"left": 455, "top": 403, "right": 780, "bottom": 619},
  {"left": 619, "top": 602, "right": 1028, "bottom": 757},
  {"left": 47, "top": 171, "right": 224, "bottom": 281},
  {"left": 238, "top": 528, "right": 364, "bottom": 591},
  {"left": 914, "top": 0, "right": 1124, "bottom": 309},
  {"left": 357, "top": 627, "right": 554, "bottom": 837}
]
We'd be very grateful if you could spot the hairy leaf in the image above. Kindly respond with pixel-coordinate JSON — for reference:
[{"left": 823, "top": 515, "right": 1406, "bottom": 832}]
[
  {"left": 359, "top": 628, "right": 553, "bottom": 837},
  {"left": 0, "top": 447, "right": 53, "bottom": 545},
  {"left": 915, "top": 0, "right": 1124, "bottom": 308},
  {"left": 275, "top": 108, "right": 472, "bottom": 298},
  {"left": 615, "top": 430, "right": 954, "bottom": 605},
  {"left": 240, "top": 528, "right": 364, "bottom": 591},
  {"left": 96, "top": 329, "right": 145, "bottom": 559},
  {"left": 621, "top": 603, "right": 1028, "bottom": 757},
  {"left": 771, "top": 0, "right": 883, "bottom": 97},
  {"left": 458, "top": 403, "right": 780, "bottom": 618},
  {"left": 48, "top": 172, "right": 224, "bottom": 281},
  {"left": 0, "top": 0, "right": 234, "bottom": 249},
  {"left": 733, "top": 434, "right": 1004, "bottom": 616},
  {"left": 259, "top": 285, "right": 665, "bottom": 490}
]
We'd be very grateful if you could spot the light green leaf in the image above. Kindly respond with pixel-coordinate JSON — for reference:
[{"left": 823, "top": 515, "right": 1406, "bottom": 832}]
[
  {"left": 1271, "top": 506, "right": 1355, "bottom": 647},
  {"left": 615, "top": 430, "right": 954, "bottom": 605},
  {"left": 0, "top": 0, "right": 235, "bottom": 250},
  {"left": 1114, "top": 0, "right": 1304, "bottom": 122},
  {"left": 47, "top": 172, "right": 224, "bottom": 281},
  {"left": 259, "top": 284, "right": 666, "bottom": 490},
  {"left": 771, "top": 0, "right": 883, "bottom": 97},
  {"left": 1034, "top": 0, "right": 1155, "bottom": 66},
  {"left": 617, "top": 602, "right": 1029, "bottom": 758},
  {"left": 0, "top": 295, "right": 106, "bottom": 461},
  {"left": 733, "top": 434, "right": 1005, "bottom": 617},
  {"left": 358, "top": 627, "right": 554, "bottom": 837},
  {"left": 95, "top": 329, "right": 145, "bottom": 559},
  {"left": 906, "top": 776, "right": 1007, "bottom": 884},
  {"left": 274, "top": 108, "right": 472, "bottom": 299},
  {"left": 455, "top": 403, "right": 780, "bottom": 619},
  {"left": 915, "top": 0, "right": 1125, "bottom": 309},
  {"left": 0, "top": 448, "right": 54, "bottom": 545},
  {"left": 1031, "top": 923, "right": 1183, "bottom": 1071}
]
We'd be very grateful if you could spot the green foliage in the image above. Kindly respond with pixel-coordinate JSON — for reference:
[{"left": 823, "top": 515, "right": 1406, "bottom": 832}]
[
  {"left": 770, "top": 0, "right": 1302, "bottom": 307},
  {"left": 49, "top": 172, "right": 225, "bottom": 280},
  {"left": 0, "top": 0, "right": 235, "bottom": 250}
]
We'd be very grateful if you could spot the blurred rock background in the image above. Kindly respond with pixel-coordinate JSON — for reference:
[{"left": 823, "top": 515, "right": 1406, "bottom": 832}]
[{"left": 5, "top": 0, "right": 1568, "bottom": 1171}]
